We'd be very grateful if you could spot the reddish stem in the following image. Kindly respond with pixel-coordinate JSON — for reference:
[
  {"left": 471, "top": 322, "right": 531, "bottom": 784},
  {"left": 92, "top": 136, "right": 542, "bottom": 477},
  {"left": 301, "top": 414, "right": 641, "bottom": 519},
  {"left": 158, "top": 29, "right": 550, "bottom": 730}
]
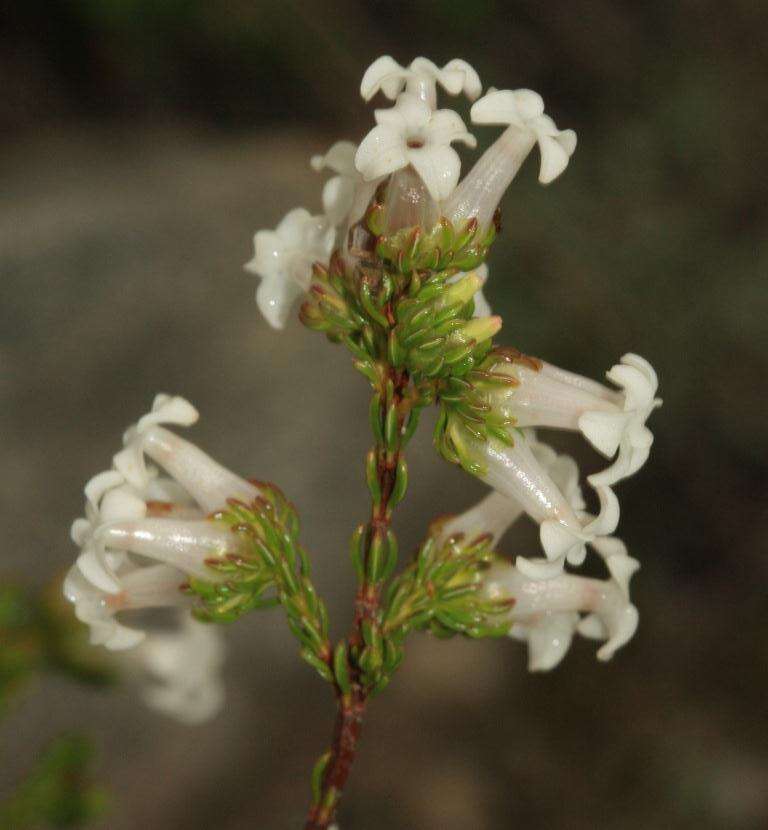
[
  {"left": 303, "top": 366, "right": 410, "bottom": 829},
  {"left": 304, "top": 690, "right": 366, "bottom": 830}
]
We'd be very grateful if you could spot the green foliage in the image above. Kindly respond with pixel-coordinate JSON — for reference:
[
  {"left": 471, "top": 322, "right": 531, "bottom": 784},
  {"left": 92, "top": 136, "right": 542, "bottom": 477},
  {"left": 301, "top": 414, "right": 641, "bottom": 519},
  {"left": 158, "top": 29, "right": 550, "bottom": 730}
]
[
  {"left": 300, "top": 198, "right": 510, "bottom": 701},
  {"left": 0, "top": 585, "right": 112, "bottom": 717},
  {"left": 300, "top": 207, "right": 498, "bottom": 386},
  {"left": 0, "top": 735, "right": 107, "bottom": 829},
  {"left": 384, "top": 531, "right": 512, "bottom": 638},
  {"left": 187, "top": 483, "right": 332, "bottom": 681},
  {"left": 433, "top": 347, "right": 539, "bottom": 475},
  {"left": 359, "top": 531, "right": 511, "bottom": 693},
  {"left": 368, "top": 210, "right": 496, "bottom": 276}
]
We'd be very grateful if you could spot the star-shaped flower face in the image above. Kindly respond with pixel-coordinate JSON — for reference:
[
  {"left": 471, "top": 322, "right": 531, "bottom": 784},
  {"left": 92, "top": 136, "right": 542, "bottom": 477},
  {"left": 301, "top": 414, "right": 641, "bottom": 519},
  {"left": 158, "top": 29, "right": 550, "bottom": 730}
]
[
  {"left": 245, "top": 208, "right": 335, "bottom": 329},
  {"left": 360, "top": 56, "right": 482, "bottom": 108},
  {"left": 355, "top": 93, "right": 476, "bottom": 202},
  {"left": 471, "top": 88, "right": 577, "bottom": 184}
]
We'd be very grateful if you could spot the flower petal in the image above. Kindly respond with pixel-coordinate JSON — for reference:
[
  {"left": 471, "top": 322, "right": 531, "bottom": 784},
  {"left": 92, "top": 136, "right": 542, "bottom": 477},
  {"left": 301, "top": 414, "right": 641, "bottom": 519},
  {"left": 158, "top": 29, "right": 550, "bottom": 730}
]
[
  {"left": 360, "top": 56, "right": 406, "bottom": 101},
  {"left": 441, "top": 59, "right": 482, "bottom": 100},
  {"left": 355, "top": 125, "right": 408, "bottom": 182},
  {"left": 409, "top": 143, "right": 461, "bottom": 202},
  {"left": 311, "top": 140, "right": 357, "bottom": 176},
  {"left": 525, "top": 612, "right": 580, "bottom": 671},
  {"left": 471, "top": 88, "right": 543, "bottom": 127},
  {"left": 256, "top": 272, "right": 305, "bottom": 330},
  {"left": 424, "top": 108, "right": 476, "bottom": 148}
]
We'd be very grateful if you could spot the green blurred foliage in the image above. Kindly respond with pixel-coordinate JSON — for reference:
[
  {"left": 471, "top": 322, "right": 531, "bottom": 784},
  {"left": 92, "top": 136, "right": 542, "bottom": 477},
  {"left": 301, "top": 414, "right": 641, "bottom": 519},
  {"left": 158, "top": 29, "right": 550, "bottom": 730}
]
[
  {"left": 0, "top": 735, "right": 107, "bottom": 829},
  {"left": 0, "top": 583, "right": 112, "bottom": 716},
  {"left": 0, "top": 584, "right": 111, "bottom": 828}
]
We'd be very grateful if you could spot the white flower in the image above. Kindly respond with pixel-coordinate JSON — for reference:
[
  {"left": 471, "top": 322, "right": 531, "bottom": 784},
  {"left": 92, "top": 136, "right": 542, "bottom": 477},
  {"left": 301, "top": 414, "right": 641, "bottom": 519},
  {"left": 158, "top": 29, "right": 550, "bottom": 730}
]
[
  {"left": 311, "top": 141, "right": 358, "bottom": 226},
  {"left": 64, "top": 561, "right": 191, "bottom": 650},
  {"left": 360, "top": 56, "right": 482, "bottom": 108},
  {"left": 438, "top": 432, "right": 580, "bottom": 546},
  {"left": 483, "top": 558, "right": 639, "bottom": 670},
  {"left": 581, "top": 354, "right": 662, "bottom": 487},
  {"left": 445, "top": 418, "right": 619, "bottom": 576},
  {"left": 483, "top": 352, "right": 661, "bottom": 487},
  {"left": 471, "top": 88, "right": 577, "bottom": 184},
  {"left": 132, "top": 614, "right": 226, "bottom": 724},
  {"left": 65, "top": 395, "right": 259, "bottom": 649},
  {"left": 442, "top": 88, "right": 575, "bottom": 228},
  {"left": 354, "top": 93, "right": 476, "bottom": 202},
  {"left": 439, "top": 432, "right": 634, "bottom": 584},
  {"left": 245, "top": 208, "right": 335, "bottom": 330},
  {"left": 113, "top": 393, "right": 198, "bottom": 489}
]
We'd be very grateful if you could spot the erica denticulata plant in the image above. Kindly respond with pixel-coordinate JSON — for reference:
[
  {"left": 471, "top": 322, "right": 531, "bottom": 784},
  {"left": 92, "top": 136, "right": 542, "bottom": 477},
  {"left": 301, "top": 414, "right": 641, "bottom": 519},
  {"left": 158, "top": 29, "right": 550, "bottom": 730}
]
[{"left": 63, "top": 55, "right": 661, "bottom": 828}]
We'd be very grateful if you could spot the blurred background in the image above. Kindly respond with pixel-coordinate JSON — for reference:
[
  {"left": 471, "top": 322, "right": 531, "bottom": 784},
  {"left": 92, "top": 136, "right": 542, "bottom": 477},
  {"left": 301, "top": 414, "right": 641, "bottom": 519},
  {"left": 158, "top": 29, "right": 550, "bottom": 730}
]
[{"left": 1, "top": 1, "right": 767, "bottom": 828}]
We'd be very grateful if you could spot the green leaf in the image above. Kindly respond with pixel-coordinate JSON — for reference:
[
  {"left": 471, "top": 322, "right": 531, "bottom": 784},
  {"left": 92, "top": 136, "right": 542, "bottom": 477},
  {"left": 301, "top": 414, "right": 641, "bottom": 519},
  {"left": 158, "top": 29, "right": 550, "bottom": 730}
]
[
  {"left": 333, "top": 642, "right": 351, "bottom": 695},
  {"left": 0, "top": 734, "right": 107, "bottom": 829},
  {"left": 310, "top": 751, "right": 332, "bottom": 805}
]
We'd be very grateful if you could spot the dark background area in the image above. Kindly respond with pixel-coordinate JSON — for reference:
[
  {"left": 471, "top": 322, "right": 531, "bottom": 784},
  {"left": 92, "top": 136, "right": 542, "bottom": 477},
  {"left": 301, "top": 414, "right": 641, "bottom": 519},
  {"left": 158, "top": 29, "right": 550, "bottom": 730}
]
[{"left": 1, "top": 1, "right": 767, "bottom": 828}]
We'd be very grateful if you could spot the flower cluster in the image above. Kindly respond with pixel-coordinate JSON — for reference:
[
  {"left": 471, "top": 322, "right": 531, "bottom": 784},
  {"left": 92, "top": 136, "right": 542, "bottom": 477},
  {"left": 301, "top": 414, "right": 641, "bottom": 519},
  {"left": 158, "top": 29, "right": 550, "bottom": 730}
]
[
  {"left": 241, "top": 55, "right": 661, "bottom": 673},
  {"left": 438, "top": 432, "right": 640, "bottom": 669},
  {"left": 62, "top": 55, "right": 662, "bottom": 827},
  {"left": 436, "top": 346, "right": 659, "bottom": 666},
  {"left": 64, "top": 394, "right": 259, "bottom": 720},
  {"left": 245, "top": 55, "right": 574, "bottom": 331}
]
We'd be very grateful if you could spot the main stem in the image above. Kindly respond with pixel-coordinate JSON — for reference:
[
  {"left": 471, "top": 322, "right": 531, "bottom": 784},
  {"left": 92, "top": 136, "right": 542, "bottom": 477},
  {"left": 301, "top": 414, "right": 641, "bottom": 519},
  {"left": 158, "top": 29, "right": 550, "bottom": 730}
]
[{"left": 304, "top": 366, "right": 410, "bottom": 830}]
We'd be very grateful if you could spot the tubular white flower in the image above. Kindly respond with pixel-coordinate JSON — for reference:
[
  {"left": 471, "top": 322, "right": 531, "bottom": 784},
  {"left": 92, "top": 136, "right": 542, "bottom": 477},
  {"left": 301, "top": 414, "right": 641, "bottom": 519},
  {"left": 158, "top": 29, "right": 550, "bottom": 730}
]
[
  {"left": 354, "top": 93, "right": 476, "bottom": 202},
  {"left": 64, "top": 561, "right": 191, "bottom": 651},
  {"left": 140, "top": 424, "right": 259, "bottom": 513},
  {"left": 446, "top": 420, "right": 618, "bottom": 575},
  {"left": 360, "top": 56, "right": 482, "bottom": 109},
  {"left": 483, "top": 559, "right": 639, "bottom": 670},
  {"left": 71, "top": 470, "right": 153, "bottom": 594},
  {"left": 443, "top": 88, "right": 576, "bottom": 229},
  {"left": 438, "top": 432, "right": 581, "bottom": 546},
  {"left": 97, "top": 519, "right": 241, "bottom": 582},
  {"left": 245, "top": 208, "right": 335, "bottom": 330},
  {"left": 113, "top": 393, "right": 199, "bottom": 489},
  {"left": 65, "top": 395, "right": 259, "bottom": 650},
  {"left": 311, "top": 140, "right": 359, "bottom": 226},
  {"left": 439, "top": 432, "right": 633, "bottom": 586},
  {"left": 484, "top": 352, "right": 661, "bottom": 486},
  {"left": 132, "top": 614, "right": 226, "bottom": 724}
]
